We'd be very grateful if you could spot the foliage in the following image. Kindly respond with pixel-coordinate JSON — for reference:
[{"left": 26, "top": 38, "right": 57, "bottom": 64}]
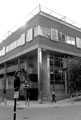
[{"left": 67, "top": 57, "right": 81, "bottom": 92}]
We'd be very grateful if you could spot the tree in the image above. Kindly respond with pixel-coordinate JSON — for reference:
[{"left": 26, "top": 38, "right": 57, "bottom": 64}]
[{"left": 67, "top": 57, "right": 81, "bottom": 93}]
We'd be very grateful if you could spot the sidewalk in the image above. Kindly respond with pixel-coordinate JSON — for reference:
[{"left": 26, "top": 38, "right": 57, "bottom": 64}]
[{"left": 0, "top": 97, "right": 80, "bottom": 108}]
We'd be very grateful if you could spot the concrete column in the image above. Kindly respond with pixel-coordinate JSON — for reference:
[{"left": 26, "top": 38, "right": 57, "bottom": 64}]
[
  {"left": 65, "top": 70, "right": 67, "bottom": 94},
  {"left": 3, "top": 62, "right": 7, "bottom": 105},
  {"left": 63, "top": 58, "right": 68, "bottom": 94},
  {"left": 42, "top": 52, "right": 50, "bottom": 100},
  {"left": 37, "top": 48, "right": 43, "bottom": 103},
  {"left": 45, "top": 53, "right": 50, "bottom": 99}
]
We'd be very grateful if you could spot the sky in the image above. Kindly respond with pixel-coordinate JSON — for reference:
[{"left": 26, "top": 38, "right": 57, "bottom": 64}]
[{"left": 0, "top": 0, "right": 81, "bottom": 42}]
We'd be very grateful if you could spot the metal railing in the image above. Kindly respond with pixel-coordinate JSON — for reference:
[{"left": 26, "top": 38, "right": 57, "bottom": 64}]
[{"left": 1, "top": 4, "right": 81, "bottom": 42}]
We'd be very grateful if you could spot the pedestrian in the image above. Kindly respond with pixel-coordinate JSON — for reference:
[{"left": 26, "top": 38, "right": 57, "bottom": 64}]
[
  {"left": 52, "top": 91, "right": 56, "bottom": 103},
  {"left": 25, "top": 83, "right": 30, "bottom": 106}
]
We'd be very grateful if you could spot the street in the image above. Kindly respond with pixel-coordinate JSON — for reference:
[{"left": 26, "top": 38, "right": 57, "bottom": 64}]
[{"left": 0, "top": 101, "right": 81, "bottom": 120}]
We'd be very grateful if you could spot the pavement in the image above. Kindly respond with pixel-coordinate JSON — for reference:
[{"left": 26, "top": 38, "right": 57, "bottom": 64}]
[{"left": 0, "top": 97, "right": 81, "bottom": 108}]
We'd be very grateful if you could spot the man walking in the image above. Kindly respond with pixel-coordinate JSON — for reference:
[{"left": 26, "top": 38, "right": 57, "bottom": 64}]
[{"left": 52, "top": 91, "right": 56, "bottom": 103}]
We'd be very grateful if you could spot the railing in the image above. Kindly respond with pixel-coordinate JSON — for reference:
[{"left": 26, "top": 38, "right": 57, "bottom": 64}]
[{"left": 1, "top": 4, "right": 81, "bottom": 42}]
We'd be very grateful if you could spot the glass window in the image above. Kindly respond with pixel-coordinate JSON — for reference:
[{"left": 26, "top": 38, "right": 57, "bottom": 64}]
[
  {"left": 50, "top": 54, "right": 65, "bottom": 85},
  {"left": 58, "top": 32, "right": 62, "bottom": 41},
  {"left": 51, "top": 28, "right": 58, "bottom": 41},
  {"left": 76, "top": 37, "right": 81, "bottom": 48},
  {"left": 70, "top": 37, "right": 75, "bottom": 45},
  {"left": 62, "top": 33, "right": 66, "bottom": 42},
  {"left": 54, "top": 69, "right": 62, "bottom": 84},
  {"left": 54, "top": 56, "right": 63, "bottom": 68},
  {"left": 58, "top": 32, "right": 66, "bottom": 42},
  {"left": 34, "top": 26, "right": 40, "bottom": 37},
  {"left": 0, "top": 46, "right": 5, "bottom": 56},
  {"left": 66, "top": 36, "right": 71, "bottom": 44},
  {"left": 40, "top": 26, "right": 51, "bottom": 38},
  {"left": 44, "top": 27, "right": 51, "bottom": 38},
  {"left": 34, "top": 26, "right": 51, "bottom": 38},
  {"left": 20, "top": 33, "right": 25, "bottom": 45},
  {"left": 66, "top": 36, "right": 75, "bottom": 45},
  {"left": 26, "top": 28, "right": 33, "bottom": 42}
]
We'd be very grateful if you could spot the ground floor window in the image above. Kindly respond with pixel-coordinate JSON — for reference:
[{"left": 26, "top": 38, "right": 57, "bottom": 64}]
[{"left": 50, "top": 54, "right": 66, "bottom": 93}]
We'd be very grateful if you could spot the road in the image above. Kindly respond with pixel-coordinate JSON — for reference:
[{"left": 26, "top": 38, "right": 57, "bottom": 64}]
[{"left": 0, "top": 102, "right": 81, "bottom": 120}]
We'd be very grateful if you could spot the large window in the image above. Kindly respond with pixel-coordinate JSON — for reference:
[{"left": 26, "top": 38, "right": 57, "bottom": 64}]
[{"left": 50, "top": 54, "right": 65, "bottom": 85}]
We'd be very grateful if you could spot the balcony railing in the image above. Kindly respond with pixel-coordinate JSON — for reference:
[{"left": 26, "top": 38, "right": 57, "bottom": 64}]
[{"left": 1, "top": 4, "right": 81, "bottom": 42}]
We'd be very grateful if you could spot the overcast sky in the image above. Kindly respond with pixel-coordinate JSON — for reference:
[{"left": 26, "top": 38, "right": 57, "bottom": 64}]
[{"left": 0, "top": 0, "right": 81, "bottom": 42}]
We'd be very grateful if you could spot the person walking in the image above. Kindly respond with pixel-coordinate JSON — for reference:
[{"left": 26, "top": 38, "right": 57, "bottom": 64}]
[
  {"left": 52, "top": 91, "right": 56, "bottom": 103},
  {"left": 24, "top": 82, "right": 30, "bottom": 106}
]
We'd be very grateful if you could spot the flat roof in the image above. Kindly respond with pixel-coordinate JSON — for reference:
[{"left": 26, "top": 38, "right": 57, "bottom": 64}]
[{"left": 1, "top": 4, "right": 81, "bottom": 42}]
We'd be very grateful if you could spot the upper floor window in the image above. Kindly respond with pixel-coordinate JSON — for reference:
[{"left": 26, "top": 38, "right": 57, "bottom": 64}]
[
  {"left": 51, "top": 28, "right": 58, "bottom": 41},
  {"left": 76, "top": 37, "right": 81, "bottom": 48},
  {"left": 34, "top": 26, "right": 40, "bottom": 37},
  {"left": 66, "top": 36, "right": 75, "bottom": 45},
  {"left": 40, "top": 26, "right": 51, "bottom": 38},
  {"left": 26, "top": 28, "right": 33, "bottom": 42},
  {"left": 58, "top": 32, "right": 66, "bottom": 42},
  {"left": 34, "top": 25, "right": 77, "bottom": 47},
  {"left": 34, "top": 25, "right": 51, "bottom": 38}
]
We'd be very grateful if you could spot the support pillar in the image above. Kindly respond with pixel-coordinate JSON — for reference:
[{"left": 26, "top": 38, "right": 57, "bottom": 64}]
[
  {"left": 65, "top": 70, "right": 67, "bottom": 94},
  {"left": 37, "top": 48, "right": 43, "bottom": 103},
  {"left": 4, "top": 62, "right": 7, "bottom": 105}
]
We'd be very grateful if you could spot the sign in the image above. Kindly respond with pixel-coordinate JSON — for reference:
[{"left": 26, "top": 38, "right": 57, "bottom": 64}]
[{"left": 14, "top": 92, "right": 19, "bottom": 98}]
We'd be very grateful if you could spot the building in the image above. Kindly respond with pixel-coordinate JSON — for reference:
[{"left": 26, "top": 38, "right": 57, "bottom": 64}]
[{"left": 0, "top": 5, "right": 81, "bottom": 101}]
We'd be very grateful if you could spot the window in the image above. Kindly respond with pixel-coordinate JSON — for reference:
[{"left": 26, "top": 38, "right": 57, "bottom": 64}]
[
  {"left": 58, "top": 32, "right": 66, "bottom": 42},
  {"left": 0, "top": 46, "right": 5, "bottom": 56},
  {"left": 50, "top": 54, "right": 65, "bottom": 85},
  {"left": 76, "top": 37, "right": 81, "bottom": 48},
  {"left": 70, "top": 37, "right": 75, "bottom": 45},
  {"left": 66, "top": 36, "right": 75, "bottom": 45},
  {"left": 34, "top": 26, "right": 51, "bottom": 38},
  {"left": 62, "top": 33, "right": 66, "bottom": 42},
  {"left": 19, "top": 33, "right": 25, "bottom": 45},
  {"left": 34, "top": 26, "right": 40, "bottom": 37},
  {"left": 58, "top": 32, "right": 62, "bottom": 41},
  {"left": 51, "top": 28, "right": 58, "bottom": 41},
  {"left": 40, "top": 26, "right": 51, "bottom": 38},
  {"left": 26, "top": 28, "right": 33, "bottom": 42}
]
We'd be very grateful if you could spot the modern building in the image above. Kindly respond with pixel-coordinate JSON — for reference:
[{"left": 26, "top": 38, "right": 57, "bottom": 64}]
[{"left": 0, "top": 5, "right": 81, "bottom": 101}]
